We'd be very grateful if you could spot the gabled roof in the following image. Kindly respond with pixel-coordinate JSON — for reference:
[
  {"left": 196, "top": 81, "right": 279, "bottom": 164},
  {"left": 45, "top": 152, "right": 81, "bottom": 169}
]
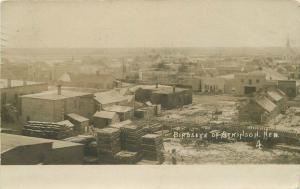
[
  {"left": 267, "top": 91, "right": 283, "bottom": 102},
  {"left": 93, "top": 111, "right": 117, "bottom": 119},
  {"left": 58, "top": 73, "right": 71, "bottom": 82},
  {"left": 94, "top": 90, "right": 128, "bottom": 105},
  {"left": 255, "top": 97, "right": 277, "bottom": 113}
]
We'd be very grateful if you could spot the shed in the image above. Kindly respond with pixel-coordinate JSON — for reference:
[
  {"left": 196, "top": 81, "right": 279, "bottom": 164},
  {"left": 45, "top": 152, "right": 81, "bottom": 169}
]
[
  {"left": 93, "top": 111, "right": 120, "bottom": 128},
  {"left": 66, "top": 113, "right": 90, "bottom": 134}
]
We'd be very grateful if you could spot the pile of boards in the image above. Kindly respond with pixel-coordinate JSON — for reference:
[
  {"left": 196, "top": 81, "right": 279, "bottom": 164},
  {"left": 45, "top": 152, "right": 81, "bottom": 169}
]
[
  {"left": 23, "top": 121, "right": 74, "bottom": 139},
  {"left": 96, "top": 127, "right": 121, "bottom": 163},
  {"left": 121, "top": 124, "right": 144, "bottom": 152},
  {"left": 141, "top": 134, "right": 164, "bottom": 162}
]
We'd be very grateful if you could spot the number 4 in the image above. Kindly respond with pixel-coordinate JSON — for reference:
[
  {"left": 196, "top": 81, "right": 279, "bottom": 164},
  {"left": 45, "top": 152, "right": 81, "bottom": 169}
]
[{"left": 256, "top": 140, "right": 263, "bottom": 149}]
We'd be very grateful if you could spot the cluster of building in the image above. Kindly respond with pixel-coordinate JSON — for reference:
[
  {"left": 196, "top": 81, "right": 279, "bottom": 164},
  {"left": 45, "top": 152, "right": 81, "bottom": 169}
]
[
  {"left": 1, "top": 42, "right": 300, "bottom": 164},
  {"left": 1, "top": 70, "right": 192, "bottom": 164}
]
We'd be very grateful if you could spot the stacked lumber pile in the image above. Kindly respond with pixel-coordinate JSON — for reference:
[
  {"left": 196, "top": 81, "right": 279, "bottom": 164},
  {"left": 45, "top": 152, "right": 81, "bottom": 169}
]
[
  {"left": 111, "top": 121, "right": 144, "bottom": 152},
  {"left": 114, "top": 151, "right": 139, "bottom": 164},
  {"left": 121, "top": 124, "right": 144, "bottom": 152},
  {"left": 141, "top": 134, "right": 164, "bottom": 162},
  {"left": 96, "top": 127, "right": 121, "bottom": 163},
  {"left": 23, "top": 121, "right": 74, "bottom": 139}
]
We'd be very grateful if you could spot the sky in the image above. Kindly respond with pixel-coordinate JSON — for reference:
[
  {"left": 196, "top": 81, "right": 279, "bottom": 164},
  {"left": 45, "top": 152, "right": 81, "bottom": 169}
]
[{"left": 1, "top": 0, "right": 300, "bottom": 48}]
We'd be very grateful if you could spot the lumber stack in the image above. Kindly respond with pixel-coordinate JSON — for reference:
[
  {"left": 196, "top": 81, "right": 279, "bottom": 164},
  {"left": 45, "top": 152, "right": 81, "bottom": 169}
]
[
  {"left": 121, "top": 124, "right": 144, "bottom": 152},
  {"left": 22, "top": 121, "right": 74, "bottom": 139},
  {"left": 96, "top": 127, "right": 121, "bottom": 163},
  {"left": 141, "top": 134, "right": 164, "bottom": 162},
  {"left": 114, "top": 151, "right": 139, "bottom": 164}
]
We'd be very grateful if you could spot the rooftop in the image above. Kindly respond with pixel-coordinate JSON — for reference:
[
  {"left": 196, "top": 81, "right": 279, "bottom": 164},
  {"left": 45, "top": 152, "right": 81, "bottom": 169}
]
[
  {"left": 1, "top": 133, "right": 82, "bottom": 153},
  {"left": 267, "top": 91, "right": 284, "bottom": 102},
  {"left": 133, "top": 84, "right": 189, "bottom": 94},
  {"left": 217, "top": 74, "right": 235, "bottom": 80},
  {"left": 56, "top": 120, "right": 74, "bottom": 128},
  {"left": 0, "top": 79, "right": 46, "bottom": 89},
  {"left": 67, "top": 113, "right": 89, "bottom": 122},
  {"left": 255, "top": 96, "right": 277, "bottom": 113},
  {"left": 93, "top": 111, "right": 117, "bottom": 119},
  {"left": 21, "top": 90, "right": 92, "bottom": 100},
  {"left": 104, "top": 105, "right": 133, "bottom": 113},
  {"left": 110, "top": 120, "right": 133, "bottom": 129},
  {"left": 94, "top": 90, "right": 129, "bottom": 105}
]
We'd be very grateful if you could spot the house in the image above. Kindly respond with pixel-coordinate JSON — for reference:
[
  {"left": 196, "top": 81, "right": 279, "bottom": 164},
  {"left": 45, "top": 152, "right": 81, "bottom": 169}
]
[
  {"left": 1, "top": 133, "right": 84, "bottom": 165},
  {"left": 103, "top": 105, "right": 134, "bottom": 121},
  {"left": 234, "top": 71, "right": 267, "bottom": 95},
  {"left": 20, "top": 86, "right": 96, "bottom": 123},
  {"left": 238, "top": 96, "right": 278, "bottom": 124},
  {"left": 93, "top": 111, "right": 120, "bottom": 128},
  {"left": 66, "top": 113, "right": 90, "bottom": 134}
]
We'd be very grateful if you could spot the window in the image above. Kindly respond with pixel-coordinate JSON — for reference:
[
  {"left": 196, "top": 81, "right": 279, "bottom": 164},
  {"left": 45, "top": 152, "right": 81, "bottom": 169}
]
[
  {"left": 26, "top": 116, "right": 30, "bottom": 121},
  {"left": 241, "top": 79, "right": 244, "bottom": 83},
  {"left": 248, "top": 79, "right": 252, "bottom": 85},
  {"left": 256, "top": 79, "right": 260, "bottom": 84}
]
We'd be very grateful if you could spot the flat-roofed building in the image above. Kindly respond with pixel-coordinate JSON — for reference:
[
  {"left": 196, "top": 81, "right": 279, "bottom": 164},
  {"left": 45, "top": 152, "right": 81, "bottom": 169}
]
[
  {"left": 20, "top": 87, "right": 95, "bottom": 123},
  {"left": 1, "top": 133, "right": 84, "bottom": 165},
  {"left": 134, "top": 84, "right": 192, "bottom": 109}
]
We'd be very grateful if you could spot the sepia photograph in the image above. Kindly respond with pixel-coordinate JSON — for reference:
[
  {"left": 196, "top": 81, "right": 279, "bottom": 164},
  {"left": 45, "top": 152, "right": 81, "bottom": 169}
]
[{"left": 1, "top": 0, "right": 300, "bottom": 170}]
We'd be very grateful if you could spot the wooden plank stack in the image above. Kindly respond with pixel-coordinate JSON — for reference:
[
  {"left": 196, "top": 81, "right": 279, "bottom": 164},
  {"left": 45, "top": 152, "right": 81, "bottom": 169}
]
[
  {"left": 23, "top": 121, "right": 74, "bottom": 139},
  {"left": 96, "top": 127, "right": 121, "bottom": 163},
  {"left": 114, "top": 151, "right": 139, "bottom": 164},
  {"left": 141, "top": 134, "right": 164, "bottom": 162},
  {"left": 121, "top": 124, "right": 144, "bottom": 152}
]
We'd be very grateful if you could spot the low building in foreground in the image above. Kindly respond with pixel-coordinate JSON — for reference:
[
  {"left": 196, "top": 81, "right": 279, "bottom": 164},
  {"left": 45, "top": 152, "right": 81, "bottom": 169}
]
[{"left": 1, "top": 133, "right": 84, "bottom": 165}]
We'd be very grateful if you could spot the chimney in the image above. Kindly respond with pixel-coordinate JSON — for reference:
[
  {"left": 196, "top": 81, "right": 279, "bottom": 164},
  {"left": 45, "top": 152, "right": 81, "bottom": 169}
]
[
  {"left": 57, "top": 85, "right": 62, "bottom": 95},
  {"left": 173, "top": 85, "right": 176, "bottom": 93},
  {"left": 7, "top": 79, "right": 12, "bottom": 88}
]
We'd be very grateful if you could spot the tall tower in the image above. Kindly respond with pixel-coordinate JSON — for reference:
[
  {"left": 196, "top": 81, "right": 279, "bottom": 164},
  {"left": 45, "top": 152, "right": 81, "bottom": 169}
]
[{"left": 284, "top": 36, "right": 295, "bottom": 64}]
